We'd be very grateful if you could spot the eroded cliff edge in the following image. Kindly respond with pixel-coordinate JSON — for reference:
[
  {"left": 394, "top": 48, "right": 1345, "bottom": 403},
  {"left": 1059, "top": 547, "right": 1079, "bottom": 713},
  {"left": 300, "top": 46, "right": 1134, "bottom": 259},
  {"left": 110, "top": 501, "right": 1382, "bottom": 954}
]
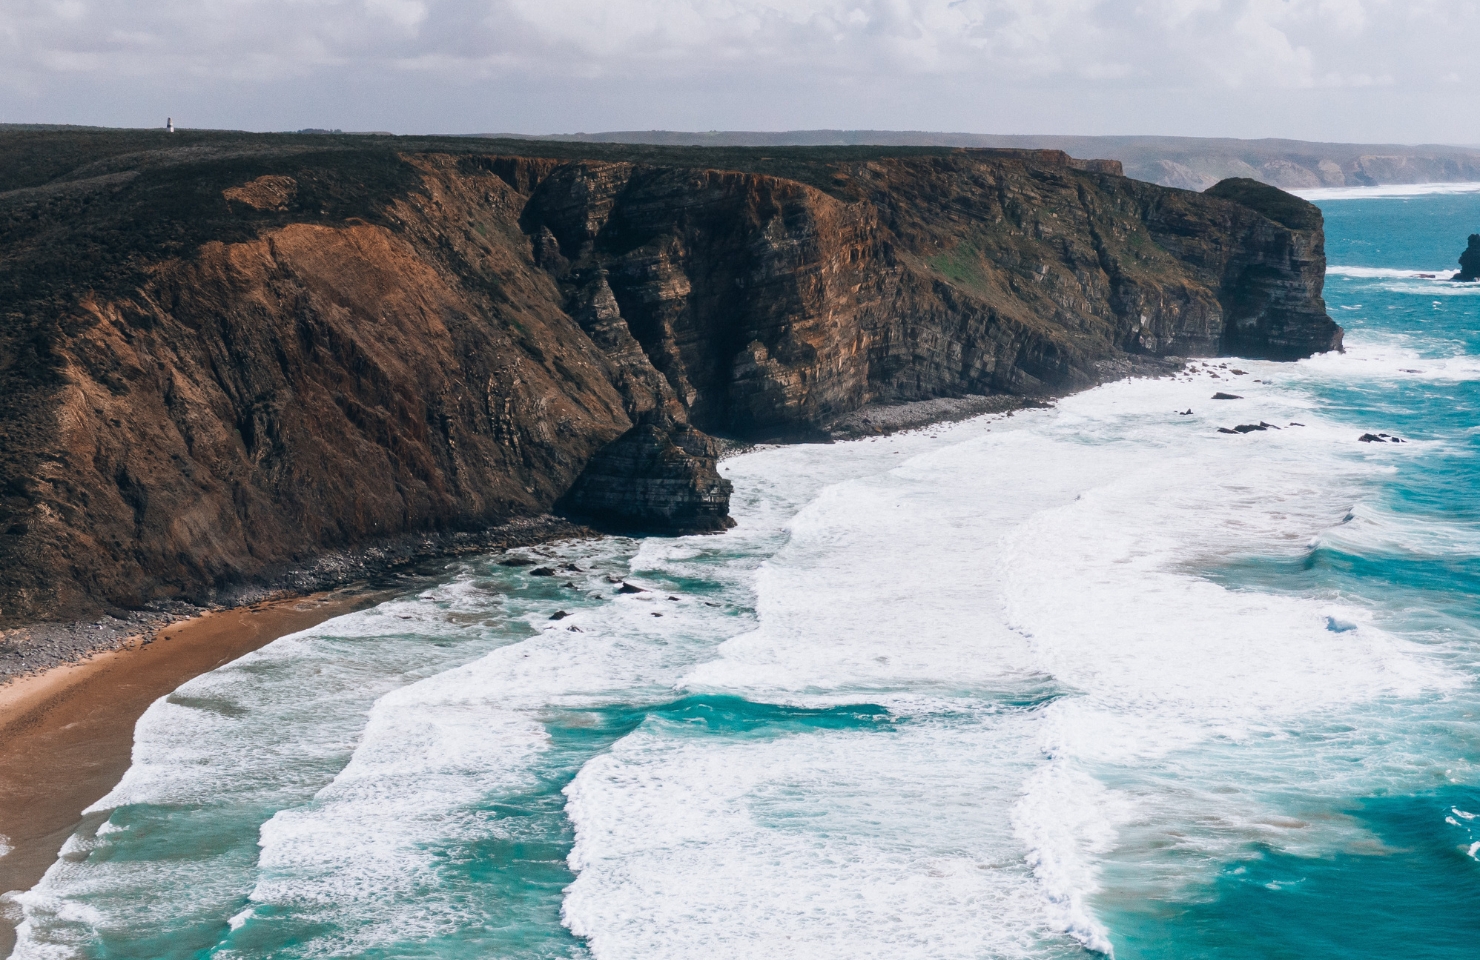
[{"left": 0, "top": 133, "right": 1341, "bottom": 626}]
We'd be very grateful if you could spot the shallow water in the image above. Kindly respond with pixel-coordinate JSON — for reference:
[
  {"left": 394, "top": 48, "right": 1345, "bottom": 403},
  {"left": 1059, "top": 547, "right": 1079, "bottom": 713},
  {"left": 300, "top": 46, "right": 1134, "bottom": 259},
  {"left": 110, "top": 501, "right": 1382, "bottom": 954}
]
[{"left": 7, "top": 186, "right": 1479, "bottom": 959}]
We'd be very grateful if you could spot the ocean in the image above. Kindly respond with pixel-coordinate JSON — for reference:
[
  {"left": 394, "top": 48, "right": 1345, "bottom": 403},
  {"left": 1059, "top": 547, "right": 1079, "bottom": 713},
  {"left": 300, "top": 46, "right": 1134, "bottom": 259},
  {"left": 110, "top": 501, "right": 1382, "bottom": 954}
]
[{"left": 6, "top": 184, "right": 1479, "bottom": 959}]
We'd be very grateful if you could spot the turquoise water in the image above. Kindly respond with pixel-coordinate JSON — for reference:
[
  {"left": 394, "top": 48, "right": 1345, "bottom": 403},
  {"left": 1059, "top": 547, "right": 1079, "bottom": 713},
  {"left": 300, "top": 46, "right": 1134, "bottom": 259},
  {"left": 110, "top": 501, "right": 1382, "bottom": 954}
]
[
  {"left": 6, "top": 186, "right": 1479, "bottom": 959},
  {"left": 1102, "top": 187, "right": 1480, "bottom": 960}
]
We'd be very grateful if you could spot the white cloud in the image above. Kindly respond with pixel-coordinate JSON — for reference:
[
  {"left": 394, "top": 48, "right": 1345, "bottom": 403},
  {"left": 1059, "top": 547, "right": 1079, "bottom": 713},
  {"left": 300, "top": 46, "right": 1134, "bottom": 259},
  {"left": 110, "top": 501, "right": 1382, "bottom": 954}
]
[
  {"left": 365, "top": 0, "right": 429, "bottom": 31},
  {"left": 0, "top": 0, "right": 1476, "bottom": 142}
]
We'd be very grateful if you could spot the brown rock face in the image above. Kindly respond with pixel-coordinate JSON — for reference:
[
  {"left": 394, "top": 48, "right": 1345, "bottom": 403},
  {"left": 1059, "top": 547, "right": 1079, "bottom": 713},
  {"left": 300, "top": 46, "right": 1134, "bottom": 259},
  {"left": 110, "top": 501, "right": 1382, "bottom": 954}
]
[
  {"left": 0, "top": 133, "right": 1341, "bottom": 626},
  {"left": 559, "top": 415, "right": 734, "bottom": 534}
]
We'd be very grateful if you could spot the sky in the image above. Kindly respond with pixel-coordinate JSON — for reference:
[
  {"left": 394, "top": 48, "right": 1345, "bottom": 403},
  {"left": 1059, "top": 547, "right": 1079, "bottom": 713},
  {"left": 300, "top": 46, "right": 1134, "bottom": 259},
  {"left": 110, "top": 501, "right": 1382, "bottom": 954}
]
[{"left": 1, "top": 0, "right": 1477, "bottom": 144}]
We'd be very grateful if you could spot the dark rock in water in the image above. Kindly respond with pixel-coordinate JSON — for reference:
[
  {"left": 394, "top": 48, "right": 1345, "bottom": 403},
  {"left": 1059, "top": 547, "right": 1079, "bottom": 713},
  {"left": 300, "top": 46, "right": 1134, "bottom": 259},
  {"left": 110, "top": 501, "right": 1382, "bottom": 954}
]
[
  {"left": 1359, "top": 433, "right": 1385, "bottom": 442},
  {"left": 549, "top": 610, "right": 570, "bottom": 620},
  {"left": 1453, "top": 234, "right": 1480, "bottom": 282},
  {"left": 498, "top": 556, "right": 537, "bottom": 567},
  {"left": 1212, "top": 392, "right": 1244, "bottom": 400},
  {"left": 1259, "top": 421, "right": 1280, "bottom": 429},
  {"left": 566, "top": 624, "right": 584, "bottom": 633},
  {"left": 529, "top": 567, "right": 557, "bottom": 577},
  {"left": 1178, "top": 409, "right": 1194, "bottom": 415},
  {"left": 1230, "top": 369, "right": 1247, "bottom": 375},
  {"left": 1289, "top": 422, "right": 1305, "bottom": 427},
  {"left": 1233, "top": 423, "right": 1268, "bottom": 433},
  {"left": 1218, "top": 427, "right": 1239, "bottom": 434},
  {"left": 617, "top": 581, "right": 648, "bottom": 594},
  {"left": 651, "top": 612, "right": 664, "bottom": 617},
  {"left": 560, "top": 415, "right": 735, "bottom": 535}
]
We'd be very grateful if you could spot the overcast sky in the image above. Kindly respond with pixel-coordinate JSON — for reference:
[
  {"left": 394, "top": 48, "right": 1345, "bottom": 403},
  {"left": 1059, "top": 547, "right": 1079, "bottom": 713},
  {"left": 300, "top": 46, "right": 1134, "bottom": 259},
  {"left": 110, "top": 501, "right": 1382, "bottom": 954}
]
[{"left": 2, "top": 0, "right": 1476, "bottom": 144}]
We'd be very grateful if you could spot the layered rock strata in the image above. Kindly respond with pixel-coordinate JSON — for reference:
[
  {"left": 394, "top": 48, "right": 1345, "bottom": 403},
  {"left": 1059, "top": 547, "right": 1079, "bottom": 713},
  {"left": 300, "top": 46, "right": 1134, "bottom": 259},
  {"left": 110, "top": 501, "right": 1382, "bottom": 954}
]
[{"left": 0, "top": 133, "right": 1341, "bottom": 626}]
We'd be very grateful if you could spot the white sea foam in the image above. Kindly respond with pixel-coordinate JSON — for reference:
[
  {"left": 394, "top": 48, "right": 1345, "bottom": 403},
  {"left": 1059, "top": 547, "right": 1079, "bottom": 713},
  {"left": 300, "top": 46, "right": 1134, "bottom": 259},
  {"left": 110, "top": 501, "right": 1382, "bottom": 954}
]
[
  {"left": 566, "top": 364, "right": 1460, "bottom": 958},
  {"left": 1294, "top": 181, "right": 1480, "bottom": 201},
  {"left": 227, "top": 531, "right": 812, "bottom": 954},
  {"left": 221, "top": 420, "right": 1021, "bottom": 957},
  {"left": 1327, "top": 265, "right": 1459, "bottom": 279},
  {"left": 564, "top": 710, "right": 1065, "bottom": 960},
  {"left": 16, "top": 334, "right": 1475, "bottom": 958},
  {"left": 10, "top": 578, "right": 538, "bottom": 960},
  {"left": 1296, "top": 334, "right": 1480, "bottom": 387}
]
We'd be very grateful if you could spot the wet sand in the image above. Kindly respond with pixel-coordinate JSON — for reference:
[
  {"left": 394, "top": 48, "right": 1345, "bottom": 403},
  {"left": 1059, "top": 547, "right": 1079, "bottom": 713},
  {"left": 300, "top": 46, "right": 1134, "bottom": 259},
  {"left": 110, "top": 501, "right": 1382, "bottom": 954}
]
[{"left": 0, "top": 589, "right": 388, "bottom": 954}]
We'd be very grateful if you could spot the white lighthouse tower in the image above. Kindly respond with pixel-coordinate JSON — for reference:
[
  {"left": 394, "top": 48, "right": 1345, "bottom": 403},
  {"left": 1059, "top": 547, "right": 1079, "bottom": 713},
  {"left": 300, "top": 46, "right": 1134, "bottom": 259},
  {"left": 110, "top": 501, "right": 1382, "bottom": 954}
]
[{"left": 167, "top": 117, "right": 175, "bottom": 133}]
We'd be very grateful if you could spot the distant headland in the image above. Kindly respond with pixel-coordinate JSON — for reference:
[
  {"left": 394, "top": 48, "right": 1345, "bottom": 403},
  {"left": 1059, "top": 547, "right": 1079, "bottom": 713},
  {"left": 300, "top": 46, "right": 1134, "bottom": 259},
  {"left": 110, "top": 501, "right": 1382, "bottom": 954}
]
[{"left": 480, "top": 130, "right": 1480, "bottom": 192}]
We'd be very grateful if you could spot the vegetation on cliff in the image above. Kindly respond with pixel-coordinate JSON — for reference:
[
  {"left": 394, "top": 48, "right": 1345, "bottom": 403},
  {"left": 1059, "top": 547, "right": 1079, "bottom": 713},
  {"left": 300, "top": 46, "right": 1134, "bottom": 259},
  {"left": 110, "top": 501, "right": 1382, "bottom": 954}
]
[{"left": 0, "top": 130, "right": 1341, "bottom": 626}]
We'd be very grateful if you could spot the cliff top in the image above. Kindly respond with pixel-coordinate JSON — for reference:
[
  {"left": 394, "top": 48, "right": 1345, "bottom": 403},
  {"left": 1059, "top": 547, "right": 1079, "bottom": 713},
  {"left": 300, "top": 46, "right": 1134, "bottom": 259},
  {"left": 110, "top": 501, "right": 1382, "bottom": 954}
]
[{"left": 0, "top": 126, "right": 1116, "bottom": 197}]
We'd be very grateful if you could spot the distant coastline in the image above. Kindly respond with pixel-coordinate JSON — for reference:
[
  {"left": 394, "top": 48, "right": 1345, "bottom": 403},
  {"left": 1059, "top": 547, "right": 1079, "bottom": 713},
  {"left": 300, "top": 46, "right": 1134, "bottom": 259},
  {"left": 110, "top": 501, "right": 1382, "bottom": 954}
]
[
  {"left": 1290, "top": 180, "right": 1480, "bottom": 201},
  {"left": 479, "top": 129, "right": 1480, "bottom": 192}
]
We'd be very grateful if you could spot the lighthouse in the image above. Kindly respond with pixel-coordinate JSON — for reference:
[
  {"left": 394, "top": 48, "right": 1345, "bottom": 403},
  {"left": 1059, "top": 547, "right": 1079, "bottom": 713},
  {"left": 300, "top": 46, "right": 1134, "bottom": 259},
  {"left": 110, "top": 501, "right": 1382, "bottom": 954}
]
[{"left": 167, "top": 118, "right": 175, "bottom": 133}]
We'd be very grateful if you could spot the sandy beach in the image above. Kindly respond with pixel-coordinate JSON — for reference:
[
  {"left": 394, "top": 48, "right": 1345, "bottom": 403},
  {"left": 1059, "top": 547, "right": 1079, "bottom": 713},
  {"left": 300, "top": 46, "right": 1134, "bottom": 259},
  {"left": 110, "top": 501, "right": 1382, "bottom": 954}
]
[{"left": 0, "top": 589, "right": 389, "bottom": 954}]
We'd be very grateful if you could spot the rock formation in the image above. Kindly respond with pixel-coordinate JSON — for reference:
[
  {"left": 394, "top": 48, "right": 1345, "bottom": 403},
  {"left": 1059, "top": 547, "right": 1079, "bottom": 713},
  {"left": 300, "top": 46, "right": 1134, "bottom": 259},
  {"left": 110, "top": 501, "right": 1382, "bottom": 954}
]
[
  {"left": 0, "top": 130, "right": 1342, "bottom": 626},
  {"left": 1453, "top": 234, "right": 1480, "bottom": 282}
]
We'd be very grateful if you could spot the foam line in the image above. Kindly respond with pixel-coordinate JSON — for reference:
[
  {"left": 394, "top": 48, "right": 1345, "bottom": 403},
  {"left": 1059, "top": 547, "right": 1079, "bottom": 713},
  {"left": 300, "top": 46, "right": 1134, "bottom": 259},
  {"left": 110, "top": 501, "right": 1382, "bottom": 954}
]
[{"left": 1295, "top": 182, "right": 1480, "bottom": 200}]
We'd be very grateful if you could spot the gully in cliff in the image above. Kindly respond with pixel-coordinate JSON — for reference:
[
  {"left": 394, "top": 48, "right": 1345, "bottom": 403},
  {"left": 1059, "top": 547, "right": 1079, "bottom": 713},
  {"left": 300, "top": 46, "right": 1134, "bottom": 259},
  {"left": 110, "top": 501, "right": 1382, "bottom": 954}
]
[{"left": 0, "top": 130, "right": 1340, "bottom": 639}]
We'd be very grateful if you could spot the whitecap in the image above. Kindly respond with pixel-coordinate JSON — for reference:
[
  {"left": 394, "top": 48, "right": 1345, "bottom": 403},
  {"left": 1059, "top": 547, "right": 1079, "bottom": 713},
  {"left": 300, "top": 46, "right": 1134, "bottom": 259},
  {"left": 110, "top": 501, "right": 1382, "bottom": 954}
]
[
  {"left": 1295, "top": 182, "right": 1480, "bottom": 201},
  {"left": 1327, "top": 265, "right": 1458, "bottom": 279}
]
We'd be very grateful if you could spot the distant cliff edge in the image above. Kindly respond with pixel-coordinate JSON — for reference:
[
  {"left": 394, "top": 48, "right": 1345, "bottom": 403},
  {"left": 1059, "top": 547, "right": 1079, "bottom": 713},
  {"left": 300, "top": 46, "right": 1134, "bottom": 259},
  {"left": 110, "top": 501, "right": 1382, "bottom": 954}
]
[
  {"left": 0, "top": 131, "right": 1340, "bottom": 627},
  {"left": 488, "top": 130, "right": 1480, "bottom": 192}
]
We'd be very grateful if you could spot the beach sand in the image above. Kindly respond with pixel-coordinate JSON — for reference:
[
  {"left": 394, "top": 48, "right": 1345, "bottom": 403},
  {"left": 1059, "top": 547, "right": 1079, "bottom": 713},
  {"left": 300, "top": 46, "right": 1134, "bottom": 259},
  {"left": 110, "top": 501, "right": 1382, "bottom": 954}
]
[{"left": 0, "top": 589, "right": 389, "bottom": 954}]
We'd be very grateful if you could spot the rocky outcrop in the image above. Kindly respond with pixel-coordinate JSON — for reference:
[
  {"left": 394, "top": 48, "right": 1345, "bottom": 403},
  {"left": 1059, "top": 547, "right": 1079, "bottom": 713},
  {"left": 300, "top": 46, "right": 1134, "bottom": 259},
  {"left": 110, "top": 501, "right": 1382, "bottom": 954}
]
[
  {"left": 0, "top": 131, "right": 1341, "bottom": 626},
  {"left": 1199, "top": 179, "right": 1338, "bottom": 358},
  {"left": 1453, "top": 234, "right": 1480, "bottom": 282},
  {"left": 559, "top": 415, "right": 733, "bottom": 534}
]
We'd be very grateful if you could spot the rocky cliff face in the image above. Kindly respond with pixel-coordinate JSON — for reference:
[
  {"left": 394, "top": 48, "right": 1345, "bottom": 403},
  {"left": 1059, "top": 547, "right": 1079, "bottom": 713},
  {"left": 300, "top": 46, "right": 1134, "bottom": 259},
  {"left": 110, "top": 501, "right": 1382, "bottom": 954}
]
[{"left": 0, "top": 132, "right": 1340, "bottom": 626}]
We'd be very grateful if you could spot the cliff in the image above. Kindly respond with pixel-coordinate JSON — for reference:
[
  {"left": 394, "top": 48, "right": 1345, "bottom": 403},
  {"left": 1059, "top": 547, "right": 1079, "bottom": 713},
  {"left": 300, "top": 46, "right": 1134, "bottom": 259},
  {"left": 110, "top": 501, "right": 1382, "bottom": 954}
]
[
  {"left": 0, "top": 130, "right": 1341, "bottom": 627},
  {"left": 490, "top": 129, "right": 1480, "bottom": 192}
]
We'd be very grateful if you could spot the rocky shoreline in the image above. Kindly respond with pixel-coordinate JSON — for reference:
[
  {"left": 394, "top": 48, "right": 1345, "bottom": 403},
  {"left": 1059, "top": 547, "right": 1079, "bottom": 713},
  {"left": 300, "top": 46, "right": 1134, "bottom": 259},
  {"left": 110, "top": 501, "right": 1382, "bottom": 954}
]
[
  {"left": 1, "top": 360, "right": 1195, "bottom": 681},
  {"left": 0, "top": 515, "right": 593, "bottom": 684}
]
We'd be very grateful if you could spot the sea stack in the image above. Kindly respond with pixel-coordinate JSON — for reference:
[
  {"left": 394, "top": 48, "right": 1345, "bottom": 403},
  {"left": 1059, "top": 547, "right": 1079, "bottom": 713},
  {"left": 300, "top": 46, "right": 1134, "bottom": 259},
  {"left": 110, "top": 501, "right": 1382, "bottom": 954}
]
[{"left": 1453, "top": 233, "right": 1480, "bottom": 281}]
